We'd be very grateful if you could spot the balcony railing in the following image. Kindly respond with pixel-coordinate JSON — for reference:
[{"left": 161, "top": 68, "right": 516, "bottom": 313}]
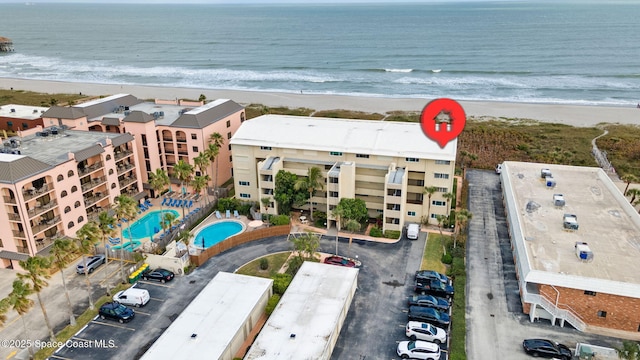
[
  {"left": 15, "top": 246, "right": 29, "bottom": 254},
  {"left": 32, "top": 216, "right": 61, "bottom": 235},
  {"left": 119, "top": 176, "right": 137, "bottom": 189},
  {"left": 81, "top": 176, "right": 107, "bottom": 193},
  {"left": 12, "top": 230, "right": 26, "bottom": 238},
  {"left": 114, "top": 150, "right": 133, "bottom": 161},
  {"left": 162, "top": 136, "right": 173, "bottom": 142},
  {"left": 176, "top": 137, "right": 187, "bottom": 143},
  {"left": 23, "top": 183, "right": 53, "bottom": 201},
  {"left": 78, "top": 161, "right": 104, "bottom": 176},
  {"left": 27, "top": 200, "right": 58, "bottom": 218},
  {"left": 8, "top": 213, "right": 21, "bottom": 221},
  {"left": 117, "top": 163, "right": 135, "bottom": 175},
  {"left": 3, "top": 196, "right": 17, "bottom": 204}
]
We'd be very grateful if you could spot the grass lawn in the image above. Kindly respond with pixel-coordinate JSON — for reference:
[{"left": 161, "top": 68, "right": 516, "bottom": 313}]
[
  {"left": 448, "top": 255, "right": 467, "bottom": 360},
  {"left": 420, "top": 232, "right": 447, "bottom": 273},
  {"left": 235, "top": 252, "right": 292, "bottom": 278}
]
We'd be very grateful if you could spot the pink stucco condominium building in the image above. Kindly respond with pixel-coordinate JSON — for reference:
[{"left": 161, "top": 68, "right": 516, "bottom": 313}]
[
  {"left": 0, "top": 126, "right": 142, "bottom": 269},
  {"left": 41, "top": 94, "right": 245, "bottom": 196}
]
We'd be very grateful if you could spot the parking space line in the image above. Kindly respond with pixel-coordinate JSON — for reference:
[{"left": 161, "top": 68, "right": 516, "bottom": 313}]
[
  {"left": 137, "top": 280, "right": 173, "bottom": 288},
  {"left": 149, "top": 297, "right": 164, "bottom": 302},
  {"left": 47, "top": 355, "right": 72, "bottom": 360},
  {"left": 134, "top": 310, "right": 151, "bottom": 316},
  {"left": 91, "top": 320, "right": 135, "bottom": 331}
]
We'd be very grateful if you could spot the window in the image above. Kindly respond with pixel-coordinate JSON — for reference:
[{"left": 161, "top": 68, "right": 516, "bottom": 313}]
[
  {"left": 597, "top": 310, "right": 607, "bottom": 318},
  {"left": 57, "top": 174, "right": 64, "bottom": 182},
  {"left": 64, "top": 206, "right": 71, "bottom": 214},
  {"left": 432, "top": 200, "right": 446, "bottom": 206},
  {"left": 356, "top": 154, "right": 369, "bottom": 158},
  {"left": 434, "top": 173, "right": 449, "bottom": 179},
  {"left": 430, "top": 213, "right": 438, "bottom": 219},
  {"left": 260, "top": 146, "right": 272, "bottom": 151},
  {"left": 78, "top": 216, "right": 84, "bottom": 223},
  {"left": 191, "top": 133, "right": 197, "bottom": 140},
  {"left": 329, "top": 177, "right": 338, "bottom": 184},
  {"left": 238, "top": 181, "right": 250, "bottom": 186},
  {"left": 61, "top": 190, "right": 68, "bottom": 198},
  {"left": 436, "top": 187, "right": 448, "bottom": 193},
  {"left": 71, "top": 186, "right": 78, "bottom": 193},
  {"left": 435, "top": 160, "right": 451, "bottom": 165},
  {"left": 408, "top": 179, "right": 424, "bottom": 186},
  {"left": 68, "top": 170, "right": 75, "bottom": 177},
  {"left": 67, "top": 221, "right": 74, "bottom": 229},
  {"left": 228, "top": 144, "right": 232, "bottom": 151},
  {"left": 6, "top": 121, "right": 12, "bottom": 127},
  {"left": 406, "top": 157, "right": 419, "bottom": 162},
  {"left": 227, "top": 132, "right": 232, "bottom": 139},
  {"left": 22, "top": 123, "right": 28, "bottom": 129},
  {"left": 241, "top": 112, "right": 245, "bottom": 122},
  {"left": 584, "top": 290, "right": 597, "bottom": 296},
  {"left": 329, "top": 191, "right": 339, "bottom": 198},
  {"left": 239, "top": 193, "right": 251, "bottom": 199},
  {"left": 407, "top": 211, "right": 416, "bottom": 216},
  {"left": 226, "top": 120, "right": 231, "bottom": 128},
  {"left": 111, "top": 183, "right": 117, "bottom": 189},
  {"left": 192, "top": 146, "right": 198, "bottom": 152},
  {"left": 106, "top": 126, "right": 111, "bottom": 131},
  {"left": 106, "top": 154, "right": 112, "bottom": 161},
  {"left": 109, "top": 169, "right": 114, "bottom": 175},
  {"left": 229, "top": 155, "right": 232, "bottom": 162},
  {"left": 74, "top": 201, "right": 81, "bottom": 208},
  {"left": 330, "top": 151, "right": 343, "bottom": 156},
  {"left": 142, "top": 134, "right": 148, "bottom": 146}
]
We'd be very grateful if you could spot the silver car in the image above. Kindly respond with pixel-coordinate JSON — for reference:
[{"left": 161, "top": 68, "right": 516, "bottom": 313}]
[{"left": 76, "top": 254, "right": 106, "bottom": 275}]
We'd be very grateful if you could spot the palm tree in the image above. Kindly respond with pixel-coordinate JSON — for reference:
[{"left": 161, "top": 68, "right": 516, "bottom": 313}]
[
  {"left": 616, "top": 340, "right": 640, "bottom": 360},
  {"left": 18, "top": 256, "right": 56, "bottom": 342},
  {"left": 627, "top": 188, "right": 640, "bottom": 204},
  {"left": 149, "top": 168, "right": 170, "bottom": 201},
  {"left": 344, "top": 219, "right": 361, "bottom": 254},
  {"left": 423, "top": 186, "right": 438, "bottom": 221},
  {"left": 173, "top": 159, "right": 194, "bottom": 218},
  {"left": 114, "top": 194, "right": 137, "bottom": 283},
  {"left": 175, "top": 229, "right": 193, "bottom": 248},
  {"left": 436, "top": 214, "right": 447, "bottom": 237},
  {"left": 294, "top": 166, "right": 324, "bottom": 221},
  {"left": 442, "top": 191, "right": 455, "bottom": 212},
  {"left": 50, "top": 238, "right": 78, "bottom": 326},
  {"left": 76, "top": 221, "right": 101, "bottom": 309},
  {"left": 622, "top": 174, "right": 638, "bottom": 196},
  {"left": 261, "top": 197, "right": 271, "bottom": 226},
  {"left": 454, "top": 209, "right": 473, "bottom": 248},
  {"left": 97, "top": 211, "right": 116, "bottom": 296},
  {"left": 0, "top": 298, "right": 10, "bottom": 326},
  {"left": 207, "top": 132, "right": 224, "bottom": 191},
  {"left": 7, "top": 279, "right": 35, "bottom": 359},
  {"left": 193, "top": 152, "right": 210, "bottom": 204},
  {"left": 191, "top": 175, "right": 209, "bottom": 206},
  {"left": 162, "top": 211, "right": 178, "bottom": 234}
]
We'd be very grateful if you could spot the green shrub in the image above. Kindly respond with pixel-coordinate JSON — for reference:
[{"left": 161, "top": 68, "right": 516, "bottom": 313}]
[
  {"left": 441, "top": 253, "right": 453, "bottom": 264},
  {"left": 265, "top": 294, "right": 281, "bottom": 315},
  {"left": 272, "top": 273, "right": 293, "bottom": 295},
  {"left": 313, "top": 211, "right": 327, "bottom": 223},
  {"left": 285, "top": 256, "right": 304, "bottom": 276},
  {"left": 369, "top": 226, "right": 383, "bottom": 237},
  {"left": 259, "top": 257, "right": 269, "bottom": 270},
  {"left": 270, "top": 214, "right": 290, "bottom": 226},
  {"left": 383, "top": 230, "right": 401, "bottom": 239}
]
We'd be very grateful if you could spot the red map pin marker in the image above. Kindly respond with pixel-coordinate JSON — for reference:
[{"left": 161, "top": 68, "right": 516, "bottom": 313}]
[{"left": 420, "top": 98, "right": 466, "bottom": 148}]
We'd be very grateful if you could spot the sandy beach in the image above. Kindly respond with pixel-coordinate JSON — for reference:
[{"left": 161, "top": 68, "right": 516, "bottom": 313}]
[{"left": 1, "top": 78, "right": 639, "bottom": 128}]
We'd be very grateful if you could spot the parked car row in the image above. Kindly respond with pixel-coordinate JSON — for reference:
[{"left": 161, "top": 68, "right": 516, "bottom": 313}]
[{"left": 396, "top": 270, "right": 453, "bottom": 360}]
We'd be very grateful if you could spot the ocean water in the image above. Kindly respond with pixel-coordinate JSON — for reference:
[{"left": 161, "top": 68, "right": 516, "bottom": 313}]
[{"left": 0, "top": 1, "right": 639, "bottom": 106}]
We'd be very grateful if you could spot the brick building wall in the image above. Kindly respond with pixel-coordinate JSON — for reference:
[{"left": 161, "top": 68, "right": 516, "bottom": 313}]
[
  {"left": 0, "top": 116, "right": 44, "bottom": 132},
  {"left": 538, "top": 284, "right": 640, "bottom": 332}
]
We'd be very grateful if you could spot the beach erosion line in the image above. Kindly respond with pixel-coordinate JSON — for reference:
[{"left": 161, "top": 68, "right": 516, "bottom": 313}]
[{"left": 1, "top": 77, "right": 639, "bottom": 128}]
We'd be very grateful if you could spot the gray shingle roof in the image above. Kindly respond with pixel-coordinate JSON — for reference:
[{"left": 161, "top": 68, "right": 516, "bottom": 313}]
[
  {"left": 170, "top": 99, "right": 243, "bottom": 129},
  {"left": 41, "top": 106, "right": 87, "bottom": 119},
  {"left": 79, "top": 94, "right": 142, "bottom": 120},
  {"left": 73, "top": 144, "right": 105, "bottom": 162},
  {"left": 123, "top": 111, "right": 155, "bottom": 123},
  {"left": 0, "top": 155, "right": 52, "bottom": 183},
  {"left": 0, "top": 250, "right": 30, "bottom": 261},
  {"left": 101, "top": 117, "right": 121, "bottom": 126},
  {"left": 111, "top": 133, "right": 135, "bottom": 147}
]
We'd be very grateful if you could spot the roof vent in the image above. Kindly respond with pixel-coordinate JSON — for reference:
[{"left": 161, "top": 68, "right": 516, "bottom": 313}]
[
  {"left": 553, "top": 194, "right": 565, "bottom": 207},
  {"left": 541, "top": 168, "right": 552, "bottom": 178},
  {"left": 563, "top": 214, "right": 578, "bottom": 230}
]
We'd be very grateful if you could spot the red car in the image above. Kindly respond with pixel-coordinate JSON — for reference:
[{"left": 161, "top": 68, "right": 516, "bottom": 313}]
[{"left": 323, "top": 255, "right": 361, "bottom": 268}]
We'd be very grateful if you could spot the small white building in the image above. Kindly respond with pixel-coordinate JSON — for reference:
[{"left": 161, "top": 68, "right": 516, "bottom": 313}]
[
  {"left": 140, "top": 272, "right": 273, "bottom": 360},
  {"left": 244, "top": 261, "right": 359, "bottom": 360}
]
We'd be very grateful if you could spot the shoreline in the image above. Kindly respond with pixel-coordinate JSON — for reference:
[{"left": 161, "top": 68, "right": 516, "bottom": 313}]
[{"left": 1, "top": 77, "right": 639, "bottom": 128}]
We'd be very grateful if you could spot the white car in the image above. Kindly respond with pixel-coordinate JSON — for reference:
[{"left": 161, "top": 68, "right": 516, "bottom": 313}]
[
  {"left": 397, "top": 340, "right": 441, "bottom": 360},
  {"left": 406, "top": 321, "right": 447, "bottom": 344}
]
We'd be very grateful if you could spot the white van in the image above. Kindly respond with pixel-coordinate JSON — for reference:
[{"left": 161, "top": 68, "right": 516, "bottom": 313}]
[
  {"left": 407, "top": 223, "right": 420, "bottom": 240},
  {"left": 113, "top": 286, "right": 150, "bottom": 307}
]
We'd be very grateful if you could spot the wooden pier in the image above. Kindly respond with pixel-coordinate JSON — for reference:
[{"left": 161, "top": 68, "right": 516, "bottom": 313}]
[{"left": 0, "top": 37, "right": 14, "bottom": 52}]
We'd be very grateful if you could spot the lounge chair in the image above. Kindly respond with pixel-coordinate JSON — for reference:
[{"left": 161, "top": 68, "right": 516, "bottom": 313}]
[
  {"left": 215, "top": 210, "right": 222, "bottom": 219},
  {"left": 174, "top": 200, "right": 181, "bottom": 207},
  {"left": 225, "top": 209, "right": 231, "bottom": 219},
  {"left": 161, "top": 198, "right": 167, "bottom": 206},
  {"left": 188, "top": 200, "right": 193, "bottom": 208},
  {"left": 168, "top": 199, "right": 175, "bottom": 207},
  {"left": 233, "top": 210, "right": 240, "bottom": 219},
  {"left": 145, "top": 200, "right": 153, "bottom": 207}
]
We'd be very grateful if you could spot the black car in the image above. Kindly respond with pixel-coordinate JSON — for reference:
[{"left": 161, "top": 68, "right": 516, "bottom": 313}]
[
  {"left": 407, "top": 294, "right": 450, "bottom": 311},
  {"left": 98, "top": 302, "right": 135, "bottom": 323},
  {"left": 415, "top": 278, "right": 454, "bottom": 298},
  {"left": 522, "top": 339, "right": 572, "bottom": 360},
  {"left": 415, "top": 270, "right": 451, "bottom": 286},
  {"left": 407, "top": 306, "right": 450, "bottom": 328},
  {"left": 141, "top": 268, "right": 174, "bottom": 283}
]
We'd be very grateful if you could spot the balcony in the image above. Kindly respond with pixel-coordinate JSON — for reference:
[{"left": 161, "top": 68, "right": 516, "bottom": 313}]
[
  {"left": 81, "top": 176, "right": 107, "bottom": 193},
  {"left": 3, "top": 196, "right": 17, "bottom": 204},
  {"left": 162, "top": 136, "right": 173, "bottom": 142},
  {"left": 32, "top": 216, "right": 61, "bottom": 236},
  {"left": 8, "top": 213, "right": 21, "bottom": 221},
  {"left": 23, "top": 183, "right": 53, "bottom": 201},
  {"left": 114, "top": 150, "right": 133, "bottom": 161},
  {"left": 177, "top": 150, "right": 188, "bottom": 155},
  {"left": 27, "top": 200, "right": 58, "bottom": 219},
  {"left": 12, "top": 230, "right": 26, "bottom": 238},
  {"left": 176, "top": 137, "right": 187, "bottom": 143},
  {"left": 117, "top": 163, "right": 135, "bottom": 175},
  {"left": 164, "top": 149, "right": 175, "bottom": 154},
  {"left": 78, "top": 161, "right": 104, "bottom": 177},
  {"left": 15, "top": 246, "right": 29, "bottom": 254},
  {"left": 119, "top": 176, "right": 137, "bottom": 189}
]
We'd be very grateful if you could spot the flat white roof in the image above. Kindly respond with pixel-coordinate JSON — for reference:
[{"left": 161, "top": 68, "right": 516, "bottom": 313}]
[
  {"left": 0, "top": 104, "right": 48, "bottom": 119},
  {"left": 245, "top": 261, "right": 358, "bottom": 360},
  {"left": 140, "top": 272, "right": 272, "bottom": 360},
  {"left": 501, "top": 161, "right": 640, "bottom": 298},
  {"left": 75, "top": 93, "right": 130, "bottom": 108},
  {"left": 231, "top": 115, "right": 457, "bottom": 161}
]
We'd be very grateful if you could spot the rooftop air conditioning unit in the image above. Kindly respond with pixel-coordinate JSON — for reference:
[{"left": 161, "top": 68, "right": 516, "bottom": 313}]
[
  {"left": 563, "top": 214, "right": 579, "bottom": 230},
  {"left": 545, "top": 176, "right": 556, "bottom": 188},
  {"left": 575, "top": 242, "right": 593, "bottom": 262},
  {"left": 541, "top": 168, "right": 552, "bottom": 178}
]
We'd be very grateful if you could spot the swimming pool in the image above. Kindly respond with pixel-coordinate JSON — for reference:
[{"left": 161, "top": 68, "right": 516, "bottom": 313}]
[
  {"left": 194, "top": 221, "right": 244, "bottom": 248},
  {"left": 123, "top": 210, "right": 179, "bottom": 240}
]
